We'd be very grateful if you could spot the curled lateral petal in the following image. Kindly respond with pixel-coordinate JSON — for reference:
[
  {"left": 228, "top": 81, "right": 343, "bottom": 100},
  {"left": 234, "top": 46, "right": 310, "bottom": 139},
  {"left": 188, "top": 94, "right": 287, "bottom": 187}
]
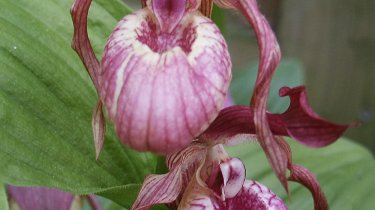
[
  {"left": 278, "top": 86, "right": 349, "bottom": 147},
  {"left": 200, "top": 86, "right": 350, "bottom": 148},
  {"left": 167, "top": 143, "right": 207, "bottom": 196},
  {"left": 133, "top": 144, "right": 207, "bottom": 209},
  {"left": 101, "top": 8, "right": 231, "bottom": 154},
  {"left": 70, "top": 0, "right": 100, "bottom": 90},
  {"left": 92, "top": 100, "right": 106, "bottom": 160},
  {"left": 132, "top": 168, "right": 182, "bottom": 210},
  {"left": 238, "top": 0, "right": 287, "bottom": 194},
  {"left": 288, "top": 165, "right": 329, "bottom": 210},
  {"left": 223, "top": 0, "right": 286, "bottom": 193},
  {"left": 226, "top": 180, "right": 288, "bottom": 210},
  {"left": 7, "top": 186, "right": 75, "bottom": 210}
]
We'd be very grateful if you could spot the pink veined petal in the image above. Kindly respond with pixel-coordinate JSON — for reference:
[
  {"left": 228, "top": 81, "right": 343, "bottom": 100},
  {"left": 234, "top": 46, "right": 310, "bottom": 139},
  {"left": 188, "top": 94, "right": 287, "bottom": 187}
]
[
  {"left": 236, "top": 0, "right": 286, "bottom": 194},
  {"left": 132, "top": 167, "right": 183, "bottom": 210},
  {"left": 288, "top": 165, "right": 329, "bottom": 210},
  {"left": 167, "top": 143, "right": 208, "bottom": 208},
  {"left": 70, "top": 0, "right": 100, "bottom": 90},
  {"left": 151, "top": 0, "right": 187, "bottom": 33},
  {"left": 92, "top": 100, "right": 106, "bottom": 160},
  {"left": 200, "top": 86, "right": 350, "bottom": 147},
  {"left": 101, "top": 8, "right": 231, "bottom": 154},
  {"left": 133, "top": 144, "right": 207, "bottom": 210},
  {"left": 217, "top": 0, "right": 287, "bottom": 194},
  {"left": 7, "top": 186, "right": 75, "bottom": 210},
  {"left": 71, "top": 0, "right": 106, "bottom": 159},
  {"left": 226, "top": 180, "right": 288, "bottom": 210}
]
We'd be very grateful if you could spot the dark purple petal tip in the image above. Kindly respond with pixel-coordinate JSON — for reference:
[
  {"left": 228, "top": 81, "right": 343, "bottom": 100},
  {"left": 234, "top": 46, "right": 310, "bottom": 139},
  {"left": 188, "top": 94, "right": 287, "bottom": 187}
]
[
  {"left": 278, "top": 86, "right": 350, "bottom": 147},
  {"left": 201, "top": 86, "right": 350, "bottom": 148}
]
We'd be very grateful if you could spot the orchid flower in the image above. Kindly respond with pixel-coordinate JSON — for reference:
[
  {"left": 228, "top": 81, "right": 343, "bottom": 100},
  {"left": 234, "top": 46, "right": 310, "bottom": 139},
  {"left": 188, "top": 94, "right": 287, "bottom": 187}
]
[
  {"left": 7, "top": 186, "right": 102, "bottom": 210},
  {"left": 71, "top": 0, "right": 350, "bottom": 209},
  {"left": 71, "top": 0, "right": 231, "bottom": 157},
  {"left": 132, "top": 86, "right": 348, "bottom": 210}
]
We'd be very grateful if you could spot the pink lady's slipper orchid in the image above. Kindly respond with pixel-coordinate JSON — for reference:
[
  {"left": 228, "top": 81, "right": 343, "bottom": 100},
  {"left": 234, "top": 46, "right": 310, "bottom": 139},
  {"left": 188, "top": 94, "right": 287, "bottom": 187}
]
[
  {"left": 71, "top": 0, "right": 350, "bottom": 209},
  {"left": 71, "top": 0, "right": 231, "bottom": 156},
  {"left": 7, "top": 186, "right": 102, "bottom": 210}
]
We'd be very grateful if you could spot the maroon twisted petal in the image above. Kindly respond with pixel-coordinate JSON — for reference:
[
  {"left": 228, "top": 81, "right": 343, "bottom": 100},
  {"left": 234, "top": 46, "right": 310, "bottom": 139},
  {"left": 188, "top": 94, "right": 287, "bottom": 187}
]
[{"left": 200, "top": 86, "right": 349, "bottom": 148}]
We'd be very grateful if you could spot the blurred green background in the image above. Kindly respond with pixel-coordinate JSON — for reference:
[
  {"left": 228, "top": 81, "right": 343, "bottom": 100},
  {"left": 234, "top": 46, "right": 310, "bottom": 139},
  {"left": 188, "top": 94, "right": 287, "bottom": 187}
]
[{"left": 125, "top": 0, "right": 375, "bottom": 153}]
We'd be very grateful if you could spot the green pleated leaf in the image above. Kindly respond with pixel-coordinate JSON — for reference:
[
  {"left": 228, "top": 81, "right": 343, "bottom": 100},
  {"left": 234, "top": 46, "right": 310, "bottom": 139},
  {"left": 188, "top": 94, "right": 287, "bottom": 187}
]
[
  {"left": 0, "top": 184, "right": 9, "bottom": 210},
  {"left": 227, "top": 138, "right": 375, "bottom": 209},
  {"left": 0, "top": 0, "right": 156, "bottom": 208},
  {"left": 230, "top": 59, "right": 304, "bottom": 113}
]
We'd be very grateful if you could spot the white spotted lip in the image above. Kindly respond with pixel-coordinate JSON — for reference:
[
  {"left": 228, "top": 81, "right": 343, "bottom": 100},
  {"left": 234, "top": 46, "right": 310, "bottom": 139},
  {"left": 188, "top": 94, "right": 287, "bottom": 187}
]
[{"left": 100, "top": 8, "right": 232, "bottom": 154}]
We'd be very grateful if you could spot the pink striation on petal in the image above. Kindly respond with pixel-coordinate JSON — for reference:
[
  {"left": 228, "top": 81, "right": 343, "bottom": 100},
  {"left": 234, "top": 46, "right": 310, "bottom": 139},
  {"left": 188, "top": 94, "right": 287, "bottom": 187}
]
[
  {"left": 132, "top": 168, "right": 182, "bottom": 210},
  {"left": 167, "top": 143, "right": 207, "bottom": 199},
  {"left": 215, "top": 0, "right": 287, "bottom": 193},
  {"left": 133, "top": 143, "right": 207, "bottom": 210},
  {"left": 151, "top": 0, "right": 187, "bottom": 33},
  {"left": 7, "top": 186, "right": 75, "bottom": 210},
  {"left": 226, "top": 180, "right": 288, "bottom": 210},
  {"left": 288, "top": 165, "right": 329, "bottom": 210},
  {"left": 100, "top": 9, "right": 231, "bottom": 154},
  {"left": 236, "top": 0, "right": 286, "bottom": 194},
  {"left": 200, "top": 86, "right": 350, "bottom": 147}
]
